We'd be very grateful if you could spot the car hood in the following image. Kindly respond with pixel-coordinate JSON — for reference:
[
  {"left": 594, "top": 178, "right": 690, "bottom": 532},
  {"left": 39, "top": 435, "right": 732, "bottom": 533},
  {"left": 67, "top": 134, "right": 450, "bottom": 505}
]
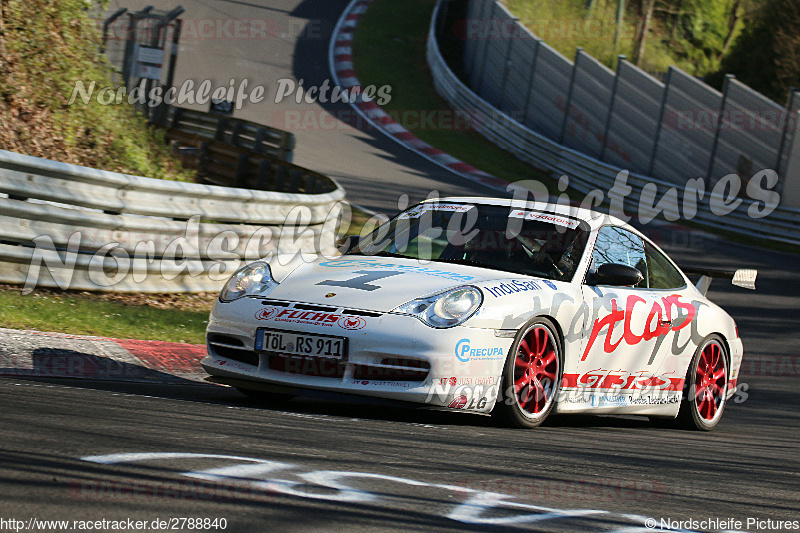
[{"left": 266, "top": 255, "right": 525, "bottom": 312}]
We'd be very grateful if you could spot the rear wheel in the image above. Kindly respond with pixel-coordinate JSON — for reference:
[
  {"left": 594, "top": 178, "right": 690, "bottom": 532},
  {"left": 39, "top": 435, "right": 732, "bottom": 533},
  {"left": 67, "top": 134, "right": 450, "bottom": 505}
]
[
  {"left": 492, "top": 318, "right": 562, "bottom": 428},
  {"left": 675, "top": 335, "right": 728, "bottom": 431}
]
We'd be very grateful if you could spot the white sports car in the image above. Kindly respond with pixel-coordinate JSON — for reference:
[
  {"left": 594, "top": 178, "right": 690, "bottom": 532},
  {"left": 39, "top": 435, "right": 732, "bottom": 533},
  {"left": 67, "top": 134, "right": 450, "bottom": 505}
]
[{"left": 203, "top": 198, "right": 755, "bottom": 430}]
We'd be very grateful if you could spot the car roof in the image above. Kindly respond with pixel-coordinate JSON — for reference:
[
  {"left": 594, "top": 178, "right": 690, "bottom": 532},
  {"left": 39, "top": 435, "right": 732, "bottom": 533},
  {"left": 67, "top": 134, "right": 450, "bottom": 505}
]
[{"left": 428, "top": 196, "right": 627, "bottom": 231}]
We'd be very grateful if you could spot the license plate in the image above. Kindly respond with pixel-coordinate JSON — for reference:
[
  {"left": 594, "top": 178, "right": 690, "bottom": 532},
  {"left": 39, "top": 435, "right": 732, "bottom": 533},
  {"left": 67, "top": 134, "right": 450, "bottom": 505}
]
[{"left": 255, "top": 329, "right": 347, "bottom": 359}]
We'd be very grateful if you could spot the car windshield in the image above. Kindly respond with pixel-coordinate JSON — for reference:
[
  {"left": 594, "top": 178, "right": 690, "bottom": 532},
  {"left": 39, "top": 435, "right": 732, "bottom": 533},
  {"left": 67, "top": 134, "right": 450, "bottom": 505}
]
[{"left": 352, "top": 203, "right": 589, "bottom": 281}]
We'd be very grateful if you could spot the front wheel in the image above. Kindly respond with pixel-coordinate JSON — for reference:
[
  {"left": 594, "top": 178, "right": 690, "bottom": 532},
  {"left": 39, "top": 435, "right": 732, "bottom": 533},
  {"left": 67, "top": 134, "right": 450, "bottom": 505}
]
[
  {"left": 492, "top": 318, "right": 562, "bottom": 428},
  {"left": 675, "top": 335, "right": 729, "bottom": 431}
]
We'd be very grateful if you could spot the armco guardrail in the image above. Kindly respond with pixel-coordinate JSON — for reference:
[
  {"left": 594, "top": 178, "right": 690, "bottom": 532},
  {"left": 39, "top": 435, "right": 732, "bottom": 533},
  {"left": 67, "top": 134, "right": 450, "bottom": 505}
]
[
  {"left": 165, "top": 107, "right": 296, "bottom": 163},
  {"left": 426, "top": 0, "right": 800, "bottom": 246},
  {"left": 0, "top": 149, "right": 345, "bottom": 293}
]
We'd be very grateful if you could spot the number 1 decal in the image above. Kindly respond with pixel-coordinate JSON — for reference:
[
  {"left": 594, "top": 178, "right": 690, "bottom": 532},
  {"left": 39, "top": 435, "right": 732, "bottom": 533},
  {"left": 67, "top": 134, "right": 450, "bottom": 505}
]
[{"left": 317, "top": 270, "right": 402, "bottom": 292}]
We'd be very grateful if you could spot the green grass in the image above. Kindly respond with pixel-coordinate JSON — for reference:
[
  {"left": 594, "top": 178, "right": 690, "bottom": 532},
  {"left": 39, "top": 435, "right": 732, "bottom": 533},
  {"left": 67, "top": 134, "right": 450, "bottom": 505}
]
[
  {"left": 353, "top": 0, "right": 555, "bottom": 192},
  {"left": 0, "top": 290, "right": 210, "bottom": 344},
  {"left": 504, "top": 0, "right": 735, "bottom": 77},
  {"left": 0, "top": 0, "right": 194, "bottom": 181}
]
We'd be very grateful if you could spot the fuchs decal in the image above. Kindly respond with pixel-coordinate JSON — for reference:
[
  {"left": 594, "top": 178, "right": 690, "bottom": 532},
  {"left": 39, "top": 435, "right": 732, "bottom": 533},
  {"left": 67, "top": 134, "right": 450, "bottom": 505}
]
[
  {"left": 338, "top": 316, "right": 367, "bottom": 330},
  {"left": 255, "top": 307, "right": 278, "bottom": 320},
  {"left": 255, "top": 307, "right": 367, "bottom": 330}
]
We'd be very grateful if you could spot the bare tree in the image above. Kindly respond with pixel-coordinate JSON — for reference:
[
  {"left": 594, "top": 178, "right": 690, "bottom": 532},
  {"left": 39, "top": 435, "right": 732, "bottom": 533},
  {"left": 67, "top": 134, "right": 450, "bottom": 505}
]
[
  {"left": 721, "top": 0, "right": 743, "bottom": 56},
  {"left": 632, "top": 0, "right": 657, "bottom": 66},
  {"left": 0, "top": 0, "right": 7, "bottom": 76},
  {"left": 773, "top": 0, "right": 800, "bottom": 96},
  {"left": 614, "top": 0, "right": 626, "bottom": 52}
]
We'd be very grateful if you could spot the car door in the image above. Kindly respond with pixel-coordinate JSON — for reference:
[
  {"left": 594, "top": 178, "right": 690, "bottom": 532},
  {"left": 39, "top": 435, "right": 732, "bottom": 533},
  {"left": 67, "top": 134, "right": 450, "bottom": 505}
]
[
  {"left": 570, "top": 225, "right": 690, "bottom": 407},
  {"left": 638, "top": 235, "right": 701, "bottom": 395}
]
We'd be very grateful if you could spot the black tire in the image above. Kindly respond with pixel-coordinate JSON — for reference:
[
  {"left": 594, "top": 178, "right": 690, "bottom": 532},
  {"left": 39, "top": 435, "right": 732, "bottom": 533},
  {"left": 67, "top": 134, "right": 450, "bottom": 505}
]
[
  {"left": 674, "top": 335, "right": 729, "bottom": 431},
  {"left": 492, "top": 317, "right": 563, "bottom": 428},
  {"left": 235, "top": 387, "right": 294, "bottom": 404}
]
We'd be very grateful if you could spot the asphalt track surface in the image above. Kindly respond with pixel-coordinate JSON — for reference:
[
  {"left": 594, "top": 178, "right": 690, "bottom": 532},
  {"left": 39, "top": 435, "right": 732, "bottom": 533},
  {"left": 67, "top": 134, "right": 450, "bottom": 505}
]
[{"left": 3, "top": 0, "right": 799, "bottom": 531}]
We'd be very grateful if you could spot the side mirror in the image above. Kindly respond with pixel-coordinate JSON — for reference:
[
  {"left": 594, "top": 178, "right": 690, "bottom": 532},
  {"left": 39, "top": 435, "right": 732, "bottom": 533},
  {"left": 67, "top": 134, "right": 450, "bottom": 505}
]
[
  {"left": 336, "top": 235, "right": 360, "bottom": 255},
  {"left": 588, "top": 263, "right": 644, "bottom": 287}
]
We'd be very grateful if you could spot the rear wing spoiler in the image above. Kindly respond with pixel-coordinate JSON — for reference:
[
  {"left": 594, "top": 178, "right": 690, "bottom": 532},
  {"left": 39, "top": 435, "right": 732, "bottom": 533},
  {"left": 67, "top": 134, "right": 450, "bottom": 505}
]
[{"left": 681, "top": 267, "right": 758, "bottom": 296}]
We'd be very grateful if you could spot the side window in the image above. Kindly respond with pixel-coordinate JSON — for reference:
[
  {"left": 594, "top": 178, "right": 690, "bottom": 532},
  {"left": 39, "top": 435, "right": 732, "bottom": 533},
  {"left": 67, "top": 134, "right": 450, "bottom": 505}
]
[
  {"left": 591, "top": 226, "right": 647, "bottom": 287},
  {"left": 646, "top": 243, "right": 685, "bottom": 289}
]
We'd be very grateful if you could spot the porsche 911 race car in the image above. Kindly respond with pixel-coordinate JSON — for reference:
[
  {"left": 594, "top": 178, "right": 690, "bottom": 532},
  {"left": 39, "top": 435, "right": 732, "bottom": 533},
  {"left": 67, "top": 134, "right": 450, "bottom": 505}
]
[{"left": 202, "top": 198, "right": 756, "bottom": 430}]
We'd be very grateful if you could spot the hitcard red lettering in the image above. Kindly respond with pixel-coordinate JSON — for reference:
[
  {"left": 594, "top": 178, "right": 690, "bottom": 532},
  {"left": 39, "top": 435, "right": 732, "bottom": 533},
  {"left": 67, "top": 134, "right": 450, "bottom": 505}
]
[{"left": 581, "top": 294, "right": 696, "bottom": 361}]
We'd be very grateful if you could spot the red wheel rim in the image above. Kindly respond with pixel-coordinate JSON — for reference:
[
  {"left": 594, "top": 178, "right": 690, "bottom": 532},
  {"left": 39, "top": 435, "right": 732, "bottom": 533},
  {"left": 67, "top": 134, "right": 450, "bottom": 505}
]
[
  {"left": 513, "top": 325, "right": 559, "bottom": 416},
  {"left": 694, "top": 341, "right": 727, "bottom": 421}
]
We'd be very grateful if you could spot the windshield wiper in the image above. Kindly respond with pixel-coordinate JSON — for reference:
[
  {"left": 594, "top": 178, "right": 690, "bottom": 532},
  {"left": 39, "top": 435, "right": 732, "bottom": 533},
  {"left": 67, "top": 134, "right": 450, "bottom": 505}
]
[
  {"left": 428, "top": 256, "right": 506, "bottom": 271},
  {"left": 348, "top": 250, "right": 409, "bottom": 259},
  {"left": 430, "top": 256, "right": 558, "bottom": 279}
]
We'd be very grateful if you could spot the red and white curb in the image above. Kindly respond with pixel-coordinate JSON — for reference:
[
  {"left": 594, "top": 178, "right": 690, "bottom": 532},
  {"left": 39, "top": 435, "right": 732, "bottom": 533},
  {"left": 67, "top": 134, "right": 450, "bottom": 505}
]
[
  {"left": 328, "top": 0, "right": 511, "bottom": 193},
  {"left": 0, "top": 328, "right": 207, "bottom": 383}
]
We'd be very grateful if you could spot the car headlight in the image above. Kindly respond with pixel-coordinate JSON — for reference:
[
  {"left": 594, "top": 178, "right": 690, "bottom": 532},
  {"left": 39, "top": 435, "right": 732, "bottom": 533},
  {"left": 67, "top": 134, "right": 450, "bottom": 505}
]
[
  {"left": 392, "top": 286, "right": 483, "bottom": 328},
  {"left": 219, "top": 262, "right": 277, "bottom": 302}
]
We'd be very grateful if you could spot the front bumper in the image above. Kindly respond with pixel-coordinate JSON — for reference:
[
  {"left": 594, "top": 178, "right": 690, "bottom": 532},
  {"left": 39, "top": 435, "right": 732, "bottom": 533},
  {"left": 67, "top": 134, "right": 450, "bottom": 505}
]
[{"left": 202, "top": 297, "right": 513, "bottom": 413}]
